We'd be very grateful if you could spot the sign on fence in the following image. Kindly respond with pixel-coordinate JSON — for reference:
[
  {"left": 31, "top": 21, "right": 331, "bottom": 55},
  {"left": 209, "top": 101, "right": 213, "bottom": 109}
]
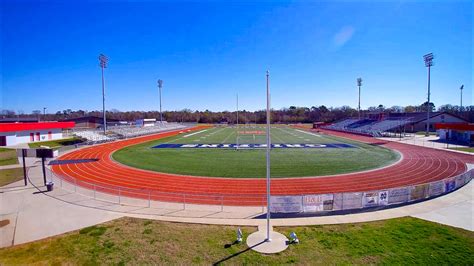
[
  {"left": 429, "top": 180, "right": 445, "bottom": 197},
  {"left": 303, "top": 194, "right": 334, "bottom": 212},
  {"left": 342, "top": 192, "right": 363, "bottom": 209},
  {"left": 409, "top": 184, "right": 429, "bottom": 201},
  {"left": 362, "top": 191, "right": 379, "bottom": 207},
  {"left": 445, "top": 178, "right": 456, "bottom": 193},
  {"left": 269, "top": 170, "right": 473, "bottom": 214},
  {"left": 388, "top": 187, "right": 409, "bottom": 204},
  {"left": 379, "top": 190, "right": 389, "bottom": 205},
  {"left": 269, "top": 196, "right": 303, "bottom": 213}
]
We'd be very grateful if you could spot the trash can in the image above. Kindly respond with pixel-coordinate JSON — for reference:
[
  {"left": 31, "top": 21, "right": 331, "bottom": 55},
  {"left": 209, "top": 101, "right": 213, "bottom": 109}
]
[{"left": 46, "top": 182, "right": 54, "bottom": 192}]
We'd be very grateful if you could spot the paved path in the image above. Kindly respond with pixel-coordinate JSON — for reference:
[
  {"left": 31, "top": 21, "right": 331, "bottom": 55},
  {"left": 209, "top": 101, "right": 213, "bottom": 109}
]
[{"left": 1, "top": 158, "right": 472, "bottom": 248}]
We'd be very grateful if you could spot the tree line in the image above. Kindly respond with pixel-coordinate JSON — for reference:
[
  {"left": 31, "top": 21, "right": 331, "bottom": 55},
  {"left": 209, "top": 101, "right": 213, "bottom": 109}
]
[{"left": 1, "top": 102, "right": 473, "bottom": 124}]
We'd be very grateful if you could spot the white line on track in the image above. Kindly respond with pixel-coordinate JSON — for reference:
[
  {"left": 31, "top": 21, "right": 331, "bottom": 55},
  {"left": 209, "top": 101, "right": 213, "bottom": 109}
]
[{"left": 183, "top": 129, "right": 208, "bottom": 138}]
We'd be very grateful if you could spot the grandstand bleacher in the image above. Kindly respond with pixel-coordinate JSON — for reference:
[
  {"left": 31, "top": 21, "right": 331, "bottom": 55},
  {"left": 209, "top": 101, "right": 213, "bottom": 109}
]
[
  {"left": 324, "top": 116, "right": 413, "bottom": 137},
  {"left": 73, "top": 122, "right": 186, "bottom": 144}
]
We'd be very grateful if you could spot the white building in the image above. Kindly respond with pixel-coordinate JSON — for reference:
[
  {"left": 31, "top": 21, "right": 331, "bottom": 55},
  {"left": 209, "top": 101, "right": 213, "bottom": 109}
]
[{"left": 0, "top": 122, "right": 75, "bottom": 146}]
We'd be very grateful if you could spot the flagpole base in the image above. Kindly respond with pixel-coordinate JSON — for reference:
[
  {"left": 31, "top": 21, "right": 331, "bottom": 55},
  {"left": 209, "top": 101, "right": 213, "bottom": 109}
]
[{"left": 247, "top": 230, "right": 288, "bottom": 254}]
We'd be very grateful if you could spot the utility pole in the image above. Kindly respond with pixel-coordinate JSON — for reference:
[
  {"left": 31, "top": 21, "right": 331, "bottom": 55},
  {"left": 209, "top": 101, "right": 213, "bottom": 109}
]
[
  {"left": 158, "top": 79, "right": 163, "bottom": 124},
  {"left": 423, "top": 53, "right": 434, "bottom": 136},
  {"left": 99, "top": 54, "right": 109, "bottom": 134},
  {"left": 357, "top": 78, "right": 362, "bottom": 120}
]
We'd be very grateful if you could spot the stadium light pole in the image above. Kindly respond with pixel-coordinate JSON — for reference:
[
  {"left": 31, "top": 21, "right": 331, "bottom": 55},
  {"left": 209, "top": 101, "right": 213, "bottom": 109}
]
[
  {"left": 357, "top": 78, "right": 362, "bottom": 120},
  {"left": 423, "top": 53, "right": 434, "bottom": 137},
  {"left": 460, "top": 85, "right": 464, "bottom": 112},
  {"left": 158, "top": 79, "right": 163, "bottom": 124},
  {"left": 265, "top": 70, "right": 271, "bottom": 242},
  {"left": 99, "top": 54, "right": 109, "bottom": 134},
  {"left": 43, "top": 107, "right": 47, "bottom": 121}
]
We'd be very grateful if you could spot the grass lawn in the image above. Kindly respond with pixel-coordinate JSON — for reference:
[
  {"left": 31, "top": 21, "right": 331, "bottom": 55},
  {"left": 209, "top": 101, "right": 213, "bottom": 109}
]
[
  {"left": 0, "top": 217, "right": 472, "bottom": 265},
  {"left": 449, "top": 147, "right": 474, "bottom": 153},
  {"left": 0, "top": 168, "right": 24, "bottom": 186},
  {"left": 0, "top": 149, "right": 18, "bottom": 166},
  {"left": 28, "top": 137, "right": 84, "bottom": 149},
  {"left": 113, "top": 126, "right": 399, "bottom": 178}
]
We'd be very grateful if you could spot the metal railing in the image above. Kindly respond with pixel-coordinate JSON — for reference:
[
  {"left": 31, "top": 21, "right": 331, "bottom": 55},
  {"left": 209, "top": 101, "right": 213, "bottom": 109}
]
[
  {"left": 46, "top": 168, "right": 266, "bottom": 210},
  {"left": 44, "top": 165, "right": 473, "bottom": 215}
]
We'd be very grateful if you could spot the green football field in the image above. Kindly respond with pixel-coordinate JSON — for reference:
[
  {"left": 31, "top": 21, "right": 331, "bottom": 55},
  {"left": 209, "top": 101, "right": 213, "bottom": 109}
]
[{"left": 113, "top": 125, "right": 400, "bottom": 178}]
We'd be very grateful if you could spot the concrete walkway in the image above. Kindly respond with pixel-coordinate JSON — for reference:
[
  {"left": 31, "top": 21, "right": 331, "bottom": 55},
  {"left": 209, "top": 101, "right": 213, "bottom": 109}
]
[
  {"left": 1, "top": 157, "right": 472, "bottom": 248},
  {"left": 378, "top": 135, "right": 472, "bottom": 155}
]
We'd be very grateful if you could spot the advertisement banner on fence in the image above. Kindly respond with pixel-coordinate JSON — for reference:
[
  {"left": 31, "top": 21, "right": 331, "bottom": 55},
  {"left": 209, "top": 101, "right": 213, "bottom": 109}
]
[
  {"left": 388, "top": 187, "right": 409, "bottom": 204},
  {"left": 332, "top": 193, "right": 344, "bottom": 211},
  {"left": 303, "top": 194, "right": 334, "bottom": 212},
  {"left": 409, "top": 184, "right": 429, "bottom": 201},
  {"left": 378, "top": 190, "right": 389, "bottom": 205},
  {"left": 362, "top": 192, "right": 379, "bottom": 207},
  {"left": 455, "top": 174, "right": 467, "bottom": 189},
  {"left": 429, "top": 180, "right": 445, "bottom": 197},
  {"left": 269, "top": 195, "right": 303, "bottom": 213},
  {"left": 342, "top": 192, "right": 363, "bottom": 210},
  {"left": 445, "top": 178, "right": 456, "bottom": 193}
]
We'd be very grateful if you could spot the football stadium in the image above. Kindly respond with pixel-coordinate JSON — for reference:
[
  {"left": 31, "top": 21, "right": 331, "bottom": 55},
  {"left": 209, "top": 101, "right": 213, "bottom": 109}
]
[{"left": 1, "top": 1, "right": 473, "bottom": 264}]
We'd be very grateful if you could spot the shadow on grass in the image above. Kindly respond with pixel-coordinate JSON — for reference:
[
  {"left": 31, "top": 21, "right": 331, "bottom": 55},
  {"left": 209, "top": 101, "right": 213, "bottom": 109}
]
[{"left": 213, "top": 240, "right": 265, "bottom": 265}]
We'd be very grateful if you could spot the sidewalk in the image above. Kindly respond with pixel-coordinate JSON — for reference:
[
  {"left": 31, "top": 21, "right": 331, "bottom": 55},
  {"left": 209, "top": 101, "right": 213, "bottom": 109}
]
[
  {"left": 378, "top": 135, "right": 472, "bottom": 155},
  {"left": 1, "top": 158, "right": 472, "bottom": 248}
]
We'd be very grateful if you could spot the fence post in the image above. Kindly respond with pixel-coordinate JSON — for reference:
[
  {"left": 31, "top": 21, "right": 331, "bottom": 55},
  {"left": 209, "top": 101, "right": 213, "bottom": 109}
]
[
  {"left": 183, "top": 193, "right": 186, "bottom": 210},
  {"left": 118, "top": 188, "right": 121, "bottom": 204},
  {"left": 220, "top": 195, "right": 224, "bottom": 212},
  {"left": 148, "top": 190, "right": 151, "bottom": 208}
]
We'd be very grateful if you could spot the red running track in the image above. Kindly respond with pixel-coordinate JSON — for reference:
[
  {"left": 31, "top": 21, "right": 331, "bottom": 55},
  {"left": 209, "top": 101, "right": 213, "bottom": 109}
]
[{"left": 51, "top": 126, "right": 474, "bottom": 206}]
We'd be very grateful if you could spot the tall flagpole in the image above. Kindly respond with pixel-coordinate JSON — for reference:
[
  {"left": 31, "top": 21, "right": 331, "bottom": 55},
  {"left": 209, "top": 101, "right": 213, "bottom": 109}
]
[
  {"left": 236, "top": 93, "right": 239, "bottom": 148},
  {"left": 265, "top": 70, "right": 271, "bottom": 242}
]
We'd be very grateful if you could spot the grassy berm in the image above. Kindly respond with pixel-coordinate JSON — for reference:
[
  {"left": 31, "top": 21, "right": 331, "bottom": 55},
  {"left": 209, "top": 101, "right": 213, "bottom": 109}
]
[{"left": 0, "top": 217, "right": 473, "bottom": 265}]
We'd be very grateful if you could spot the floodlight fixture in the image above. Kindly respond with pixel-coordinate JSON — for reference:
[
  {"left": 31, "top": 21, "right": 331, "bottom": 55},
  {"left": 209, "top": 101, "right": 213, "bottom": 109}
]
[
  {"left": 236, "top": 228, "right": 243, "bottom": 243},
  {"left": 289, "top": 232, "right": 299, "bottom": 244},
  {"left": 423, "top": 53, "right": 434, "bottom": 67}
]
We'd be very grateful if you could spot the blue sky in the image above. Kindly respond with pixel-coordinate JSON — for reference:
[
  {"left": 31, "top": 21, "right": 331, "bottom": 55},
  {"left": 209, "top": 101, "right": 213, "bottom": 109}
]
[{"left": 1, "top": 0, "right": 472, "bottom": 113}]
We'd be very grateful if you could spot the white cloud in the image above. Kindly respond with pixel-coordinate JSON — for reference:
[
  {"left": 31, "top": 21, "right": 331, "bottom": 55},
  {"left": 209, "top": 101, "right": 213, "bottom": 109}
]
[{"left": 333, "top": 26, "right": 355, "bottom": 48}]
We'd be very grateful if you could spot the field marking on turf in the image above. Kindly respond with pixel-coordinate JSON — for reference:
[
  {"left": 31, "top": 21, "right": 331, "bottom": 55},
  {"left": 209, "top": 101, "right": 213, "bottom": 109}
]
[
  {"left": 295, "top": 129, "right": 322, "bottom": 137},
  {"left": 183, "top": 129, "right": 208, "bottom": 138}
]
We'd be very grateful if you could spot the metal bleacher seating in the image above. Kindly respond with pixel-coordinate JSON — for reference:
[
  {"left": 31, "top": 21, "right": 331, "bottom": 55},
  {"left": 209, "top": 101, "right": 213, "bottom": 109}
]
[
  {"left": 73, "top": 122, "right": 185, "bottom": 144},
  {"left": 323, "top": 117, "right": 413, "bottom": 137}
]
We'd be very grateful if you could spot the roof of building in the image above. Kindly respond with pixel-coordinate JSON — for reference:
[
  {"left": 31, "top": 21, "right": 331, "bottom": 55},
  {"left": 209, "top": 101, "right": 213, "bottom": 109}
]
[
  {"left": 435, "top": 123, "right": 474, "bottom": 131},
  {"left": 62, "top": 116, "right": 120, "bottom": 123},
  {"left": 0, "top": 117, "right": 39, "bottom": 123},
  {"left": 387, "top": 112, "right": 467, "bottom": 123},
  {"left": 0, "top": 122, "right": 75, "bottom": 133}
]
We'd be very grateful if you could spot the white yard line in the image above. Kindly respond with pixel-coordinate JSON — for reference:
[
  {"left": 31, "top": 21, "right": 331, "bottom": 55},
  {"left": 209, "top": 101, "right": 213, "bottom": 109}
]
[
  {"left": 182, "top": 129, "right": 209, "bottom": 138},
  {"left": 295, "top": 129, "right": 321, "bottom": 137},
  {"left": 221, "top": 128, "right": 236, "bottom": 144}
]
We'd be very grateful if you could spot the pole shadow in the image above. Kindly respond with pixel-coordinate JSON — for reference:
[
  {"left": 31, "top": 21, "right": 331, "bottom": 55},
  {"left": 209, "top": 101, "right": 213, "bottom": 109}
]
[{"left": 213, "top": 240, "right": 265, "bottom": 265}]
